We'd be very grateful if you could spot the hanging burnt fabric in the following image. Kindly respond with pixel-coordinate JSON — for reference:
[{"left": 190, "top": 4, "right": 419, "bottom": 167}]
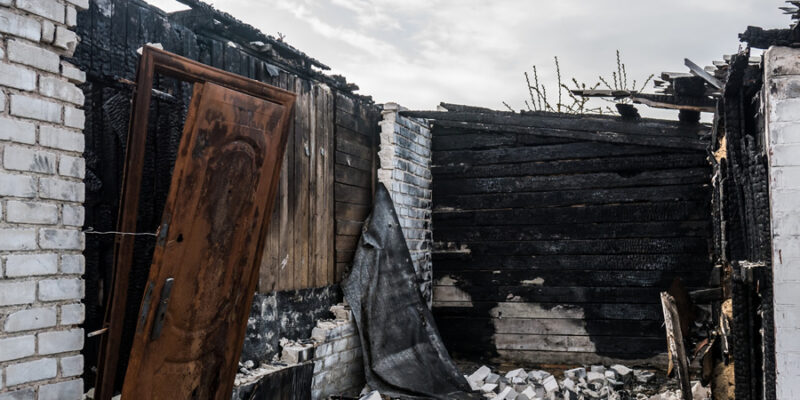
[
  {"left": 94, "top": 47, "right": 295, "bottom": 400},
  {"left": 342, "top": 183, "right": 478, "bottom": 400}
]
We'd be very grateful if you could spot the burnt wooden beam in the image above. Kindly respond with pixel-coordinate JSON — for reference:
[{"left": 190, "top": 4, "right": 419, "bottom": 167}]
[
  {"left": 631, "top": 94, "right": 716, "bottom": 113},
  {"left": 685, "top": 58, "right": 723, "bottom": 89},
  {"left": 739, "top": 25, "right": 800, "bottom": 49},
  {"left": 431, "top": 119, "right": 707, "bottom": 150},
  {"left": 400, "top": 110, "right": 710, "bottom": 138}
]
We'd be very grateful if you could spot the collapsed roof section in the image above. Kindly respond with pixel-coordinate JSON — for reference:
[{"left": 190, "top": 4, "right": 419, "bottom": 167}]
[{"left": 155, "top": 0, "right": 368, "bottom": 99}]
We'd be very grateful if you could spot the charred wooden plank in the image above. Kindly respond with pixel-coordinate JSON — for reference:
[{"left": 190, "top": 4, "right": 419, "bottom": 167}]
[
  {"left": 431, "top": 119, "right": 707, "bottom": 150},
  {"left": 401, "top": 110, "right": 709, "bottom": 138}
]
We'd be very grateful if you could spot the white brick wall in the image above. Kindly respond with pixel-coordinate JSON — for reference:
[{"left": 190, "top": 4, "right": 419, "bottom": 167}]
[
  {"left": 308, "top": 306, "right": 363, "bottom": 400},
  {"left": 378, "top": 103, "right": 433, "bottom": 307},
  {"left": 0, "top": 1, "right": 87, "bottom": 398},
  {"left": 765, "top": 46, "right": 800, "bottom": 400}
]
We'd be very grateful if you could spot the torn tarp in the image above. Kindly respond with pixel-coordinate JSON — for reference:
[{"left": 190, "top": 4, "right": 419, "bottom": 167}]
[{"left": 342, "top": 183, "right": 478, "bottom": 400}]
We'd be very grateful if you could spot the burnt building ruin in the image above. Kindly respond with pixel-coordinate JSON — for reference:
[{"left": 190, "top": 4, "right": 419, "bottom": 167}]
[{"left": 0, "top": 0, "right": 798, "bottom": 399}]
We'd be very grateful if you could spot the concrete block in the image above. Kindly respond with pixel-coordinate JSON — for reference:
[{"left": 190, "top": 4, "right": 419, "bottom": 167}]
[
  {"left": 54, "top": 26, "right": 79, "bottom": 55},
  {"left": 61, "top": 254, "right": 85, "bottom": 274},
  {"left": 0, "top": 173, "right": 37, "bottom": 197},
  {"left": 10, "top": 94, "right": 62, "bottom": 123},
  {"left": 0, "top": 8, "right": 41, "bottom": 41},
  {"left": 59, "top": 155, "right": 85, "bottom": 179},
  {"left": 0, "top": 335, "right": 35, "bottom": 362},
  {"left": 65, "top": 0, "right": 90, "bottom": 10},
  {"left": 4, "top": 307, "right": 57, "bottom": 332},
  {"left": 41, "top": 20, "right": 55, "bottom": 43},
  {"left": 39, "top": 228, "right": 83, "bottom": 250},
  {"left": 17, "top": 0, "right": 65, "bottom": 23},
  {"left": 60, "top": 354, "right": 83, "bottom": 377},
  {"left": 62, "top": 203, "right": 85, "bottom": 226},
  {"left": 0, "top": 62, "right": 36, "bottom": 90},
  {"left": 38, "top": 328, "right": 84, "bottom": 354},
  {"left": 40, "top": 125, "right": 85, "bottom": 152},
  {"left": 39, "top": 278, "right": 84, "bottom": 301},
  {"left": 39, "top": 177, "right": 85, "bottom": 202},
  {"left": 0, "top": 228, "right": 37, "bottom": 250},
  {"left": 0, "top": 117, "right": 36, "bottom": 144},
  {"left": 4, "top": 146, "right": 56, "bottom": 174},
  {"left": 5, "top": 358, "right": 57, "bottom": 386},
  {"left": 40, "top": 76, "right": 84, "bottom": 105},
  {"left": 63, "top": 106, "right": 85, "bottom": 129},
  {"left": 7, "top": 40, "right": 60, "bottom": 72},
  {"left": 0, "top": 280, "right": 36, "bottom": 306},
  {"left": 61, "top": 62, "right": 85, "bottom": 83},
  {"left": 39, "top": 379, "right": 82, "bottom": 400},
  {"left": 66, "top": 6, "right": 77, "bottom": 27},
  {"left": 6, "top": 253, "right": 58, "bottom": 276},
  {"left": 61, "top": 303, "right": 84, "bottom": 324},
  {"left": 469, "top": 365, "right": 491, "bottom": 383},
  {"left": 766, "top": 47, "right": 800, "bottom": 78},
  {"left": 0, "top": 388, "right": 35, "bottom": 400}
]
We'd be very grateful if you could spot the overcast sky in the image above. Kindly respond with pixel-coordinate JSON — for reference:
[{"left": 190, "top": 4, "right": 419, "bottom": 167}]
[{"left": 147, "top": 0, "right": 789, "bottom": 118}]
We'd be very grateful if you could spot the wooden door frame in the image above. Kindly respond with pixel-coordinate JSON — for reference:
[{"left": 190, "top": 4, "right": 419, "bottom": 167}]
[{"left": 94, "top": 46, "right": 296, "bottom": 400}]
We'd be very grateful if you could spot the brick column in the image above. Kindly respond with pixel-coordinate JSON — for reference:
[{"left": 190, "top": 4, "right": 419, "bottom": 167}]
[
  {"left": 377, "top": 103, "right": 433, "bottom": 306},
  {"left": 764, "top": 46, "right": 800, "bottom": 400},
  {"left": 0, "top": 0, "right": 88, "bottom": 399}
]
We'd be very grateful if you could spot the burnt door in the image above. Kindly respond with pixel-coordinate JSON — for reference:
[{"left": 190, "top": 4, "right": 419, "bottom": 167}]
[{"left": 121, "top": 82, "right": 291, "bottom": 399}]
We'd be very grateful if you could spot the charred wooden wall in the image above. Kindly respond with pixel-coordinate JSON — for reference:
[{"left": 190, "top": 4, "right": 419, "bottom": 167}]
[
  {"left": 712, "top": 51, "right": 775, "bottom": 400},
  {"left": 73, "top": 0, "right": 378, "bottom": 387},
  {"left": 425, "top": 111, "right": 714, "bottom": 365}
]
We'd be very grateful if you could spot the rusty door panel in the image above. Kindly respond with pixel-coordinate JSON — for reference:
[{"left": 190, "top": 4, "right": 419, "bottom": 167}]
[{"left": 121, "top": 82, "right": 291, "bottom": 399}]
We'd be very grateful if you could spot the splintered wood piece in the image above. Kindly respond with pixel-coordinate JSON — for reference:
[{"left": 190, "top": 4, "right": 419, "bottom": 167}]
[{"left": 660, "top": 292, "right": 692, "bottom": 400}]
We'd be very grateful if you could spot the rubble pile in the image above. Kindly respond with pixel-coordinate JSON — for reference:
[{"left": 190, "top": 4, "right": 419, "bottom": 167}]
[{"left": 464, "top": 365, "right": 710, "bottom": 400}]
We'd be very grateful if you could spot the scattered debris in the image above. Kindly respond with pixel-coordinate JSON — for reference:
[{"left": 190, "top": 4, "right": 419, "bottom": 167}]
[{"left": 464, "top": 364, "right": 711, "bottom": 400}]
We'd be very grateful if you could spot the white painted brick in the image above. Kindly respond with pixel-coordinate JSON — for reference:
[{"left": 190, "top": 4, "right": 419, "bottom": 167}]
[
  {"left": 38, "top": 328, "right": 83, "bottom": 354},
  {"left": 0, "top": 388, "right": 35, "bottom": 400},
  {"left": 0, "top": 335, "right": 35, "bottom": 362},
  {"left": 62, "top": 204, "right": 84, "bottom": 227},
  {"left": 4, "top": 307, "right": 57, "bottom": 332},
  {"left": 59, "top": 154, "right": 85, "bottom": 178},
  {"left": 10, "top": 95, "right": 62, "bottom": 123},
  {"left": 65, "top": 0, "right": 89, "bottom": 10},
  {"left": 7, "top": 200, "right": 59, "bottom": 224},
  {"left": 0, "top": 228, "right": 37, "bottom": 250},
  {"left": 61, "top": 303, "right": 84, "bottom": 324},
  {"left": 0, "top": 8, "right": 41, "bottom": 41},
  {"left": 40, "top": 125, "right": 84, "bottom": 152},
  {"left": 39, "top": 379, "right": 83, "bottom": 400},
  {"left": 39, "top": 177, "right": 84, "bottom": 202},
  {"left": 41, "top": 19, "right": 55, "bottom": 43},
  {"left": 7, "top": 40, "right": 60, "bottom": 73},
  {"left": 0, "top": 62, "right": 36, "bottom": 91},
  {"left": 769, "top": 122, "right": 800, "bottom": 145},
  {"left": 3, "top": 146, "right": 56, "bottom": 174},
  {"left": 40, "top": 76, "right": 84, "bottom": 105},
  {"left": 5, "top": 357, "right": 57, "bottom": 386},
  {"left": 65, "top": 6, "right": 77, "bottom": 27},
  {"left": 5, "top": 253, "right": 58, "bottom": 276},
  {"left": 63, "top": 106, "right": 84, "bottom": 129},
  {"left": 0, "top": 117, "right": 36, "bottom": 144},
  {"left": 0, "top": 88, "right": 5, "bottom": 112},
  {"left": 60, "top": 354, "right": 83, "bottom": 377},
  {"left": 61, "top": 254, "right": 84, "bottom": 274},
  {"left": 0, "top": 281, "right": 36, "bottom": 306},
  {"left": 39, "top": 228, "right": 83, "bottom": 250},
  {"left": 61, "top": 62, "right": 85, "bottom": 83},
  {"left": 0, "top": 172, "right": 37, "bottom": 197},
  {"left": 39, "top": 278, "right": 84, "bottom": 301},
  {"left": 54, "top": 26, "right": 79, "bottom": 55},
  {"left": 17, "top": 0, "right": 65, "bottom": 24}
]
